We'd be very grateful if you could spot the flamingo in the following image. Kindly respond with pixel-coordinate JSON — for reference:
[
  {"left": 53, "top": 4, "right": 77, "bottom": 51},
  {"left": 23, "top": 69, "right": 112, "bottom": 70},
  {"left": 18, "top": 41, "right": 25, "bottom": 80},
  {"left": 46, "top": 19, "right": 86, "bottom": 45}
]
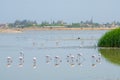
[
  {"left": 69, "top": 55, "right": 75, "bottom": 67},
  {"left": 96, "top": 54, "right": 102, "bottom": 64},
  {"left": 91, "top": 55, "right": 97, "bottom": 67},
  {"left": 66, "top": 54, "right": 72, "bottom": 63},
  {"left": 18, "top": 52, "right": 24, "bottom": 67},
  {"left": 7, "top": 56, "right": 12, "bottom": 68},
  {"left": 54, "top": 56, "right": 62, "bottom": 67},
  {"left": 76, "top": 53, "right": 83, "bottom": 66},
  {"left": 45, "top": 55, "right": 52, "bottom": 64},
  {"left": 19, "top": 56, "right": 24, "bottom": 67},
  {"left": 33, "top": 57, "right": 37, "bottom": 69}
]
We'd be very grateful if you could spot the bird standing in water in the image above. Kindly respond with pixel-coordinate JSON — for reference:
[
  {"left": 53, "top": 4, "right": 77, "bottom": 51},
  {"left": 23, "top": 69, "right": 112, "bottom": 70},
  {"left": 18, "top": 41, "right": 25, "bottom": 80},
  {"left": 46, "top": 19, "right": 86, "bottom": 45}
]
[{"left": 7, "top": 56, "right": 12, "bottom": 68}]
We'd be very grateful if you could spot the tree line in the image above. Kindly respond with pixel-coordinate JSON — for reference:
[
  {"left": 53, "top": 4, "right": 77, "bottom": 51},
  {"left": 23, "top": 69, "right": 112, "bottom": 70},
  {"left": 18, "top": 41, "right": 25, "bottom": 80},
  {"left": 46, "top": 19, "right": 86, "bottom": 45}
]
[{"left": 8, "top": 19, "right": 120, "bottom": 28}]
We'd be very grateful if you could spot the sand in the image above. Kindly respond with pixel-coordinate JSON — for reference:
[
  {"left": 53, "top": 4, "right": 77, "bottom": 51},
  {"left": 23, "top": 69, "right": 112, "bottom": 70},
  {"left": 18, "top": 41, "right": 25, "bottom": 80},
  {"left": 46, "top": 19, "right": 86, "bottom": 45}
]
[
  {"left": 0, "top": 28, "right": 22, "bottom": 33},
  {"left": 0, "top": 27, "right": 117, "bottom": 33}
]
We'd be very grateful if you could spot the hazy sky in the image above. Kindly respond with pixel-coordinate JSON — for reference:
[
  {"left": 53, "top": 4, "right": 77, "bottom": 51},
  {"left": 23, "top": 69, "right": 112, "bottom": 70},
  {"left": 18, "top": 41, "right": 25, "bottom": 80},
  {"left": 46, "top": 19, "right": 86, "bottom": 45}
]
[{"left": 0, "top": 0, "right": 120, "bottom": 23}]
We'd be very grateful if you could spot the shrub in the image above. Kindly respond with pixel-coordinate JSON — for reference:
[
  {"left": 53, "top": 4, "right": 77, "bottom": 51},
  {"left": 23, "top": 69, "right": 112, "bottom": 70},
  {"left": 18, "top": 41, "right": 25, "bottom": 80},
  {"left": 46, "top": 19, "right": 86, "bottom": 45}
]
[{"left": 98, "top": 28, "right": 120, "bottom": 47}]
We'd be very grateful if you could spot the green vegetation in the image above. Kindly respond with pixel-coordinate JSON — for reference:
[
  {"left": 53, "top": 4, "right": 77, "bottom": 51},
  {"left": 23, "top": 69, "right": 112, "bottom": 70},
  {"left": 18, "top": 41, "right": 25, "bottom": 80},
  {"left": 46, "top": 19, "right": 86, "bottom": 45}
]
[
  {"left": 8, "top": 20, "right": 37, "bottom": 28},
  {"left": 40, "top": 21, "right": 66, "bottom": 27},
  {"left": 99, "top": 49, "right": 120, "bottom": 66},
  {"left": 98, "top": 28, "right": 120, "bottom": 47},
  {"left": 5, "top": 19, "right": 120, "bottom": 28}
]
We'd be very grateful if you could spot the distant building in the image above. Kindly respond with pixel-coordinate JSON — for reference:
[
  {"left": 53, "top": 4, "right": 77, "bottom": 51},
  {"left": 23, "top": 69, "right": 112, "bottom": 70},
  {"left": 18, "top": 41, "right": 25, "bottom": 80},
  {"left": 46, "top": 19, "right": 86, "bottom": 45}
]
[
  {"left": 44, "top": 26, "right": 65, "bottom": 28},
  {"left": 0, "top": 24, "right": 7, "bottom": 28}
]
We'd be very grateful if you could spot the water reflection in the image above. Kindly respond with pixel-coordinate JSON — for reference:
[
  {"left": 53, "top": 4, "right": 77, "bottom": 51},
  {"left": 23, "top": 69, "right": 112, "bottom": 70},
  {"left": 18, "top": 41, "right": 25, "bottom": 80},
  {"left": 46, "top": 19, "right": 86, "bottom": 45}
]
[
  {"left": 1, "top": 30, "right": 120, "bottom": 80},
  {"left": 99, "top": 48, "right": 120, "bottom": 66}
]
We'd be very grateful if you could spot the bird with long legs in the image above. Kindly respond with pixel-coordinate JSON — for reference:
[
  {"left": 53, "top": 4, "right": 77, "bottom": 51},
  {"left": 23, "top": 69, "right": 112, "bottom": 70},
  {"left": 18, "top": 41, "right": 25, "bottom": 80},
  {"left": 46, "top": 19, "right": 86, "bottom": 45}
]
[
  {"left": 76, "top": 53, "right": 84, "bottom": 66},
  {"left": 18, "top": 52, "right": 24, "bottom": 67},
  {"left": 33, "top": 57, "right": 37, "bottom": 69},
  {"left": 54, "top": 56, "right": 62, "bottom": 67},
  {"left": 91, "top": 55, "right": 97, "bottom": 67},
  {"left": 69, "top": 55, "right": 75, "bottom": 67},
  {"left": 7, "top": 56, "right": 12, "bottom": 68},
  {"left": 45, "top": 55, "right": 52, "bottom": 64}
]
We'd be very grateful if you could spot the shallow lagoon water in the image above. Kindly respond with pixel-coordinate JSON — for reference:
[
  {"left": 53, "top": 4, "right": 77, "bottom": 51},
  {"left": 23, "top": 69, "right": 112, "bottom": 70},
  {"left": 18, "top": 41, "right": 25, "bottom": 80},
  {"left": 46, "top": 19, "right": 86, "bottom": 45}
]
[{"left": 0, "top": 30, "right": 120, "bottom": 80}]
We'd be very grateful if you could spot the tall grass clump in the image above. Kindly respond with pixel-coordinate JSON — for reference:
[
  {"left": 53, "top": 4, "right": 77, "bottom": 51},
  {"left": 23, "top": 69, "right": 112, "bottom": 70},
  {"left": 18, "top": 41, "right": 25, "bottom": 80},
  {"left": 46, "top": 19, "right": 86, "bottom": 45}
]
[{"left": 98, "top": 28, "right": 120, "bottom": 47}]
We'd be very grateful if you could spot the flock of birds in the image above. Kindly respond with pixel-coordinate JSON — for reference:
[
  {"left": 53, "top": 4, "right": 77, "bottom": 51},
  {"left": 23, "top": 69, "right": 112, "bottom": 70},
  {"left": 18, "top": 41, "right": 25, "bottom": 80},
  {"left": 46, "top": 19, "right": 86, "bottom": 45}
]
[
  {"left": 3, "top": 37, "right": 101, "bottom": 69},
  {"left": 5, "top": 52, "right": 102, "bottom": 69}
]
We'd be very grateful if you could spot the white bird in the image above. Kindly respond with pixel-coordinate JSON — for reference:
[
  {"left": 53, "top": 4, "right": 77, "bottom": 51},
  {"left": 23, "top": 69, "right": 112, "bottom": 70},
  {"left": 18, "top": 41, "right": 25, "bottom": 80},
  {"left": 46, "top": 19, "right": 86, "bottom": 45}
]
[
  {"left": 20, "top": 52, "right": 24, "bottom": 59},
  {"left": 33, "top": 57, "right": 37, "bottom": 69},
  {"left": 66, "top": 55, "right": 70, "bottom": 63},
  {"left": 69, "top": 55, "right": 75, "bottom": 67},
  {"left": 45, "top": 55, "right": 52, "bottom": 64},
  {"left": 96, "top": 54, "right": 102, "bottom": 64},
  {"left": 19, "top": 56, "right": 24, "bottom": 67},
  {"left": 54, "top": 56, "right": 62, "bottom": 67},
  {"left": 7, "top": 56, "right": 12, "bottom": 68},
  {"left": 91, "top": 55, "right": 97, "bottom": 67},
  {"left": 18, "top": 52, "right": 24, "bottom": 67},
  {"left": 76, "top": 53, "right": 83, "bottom": 66}
]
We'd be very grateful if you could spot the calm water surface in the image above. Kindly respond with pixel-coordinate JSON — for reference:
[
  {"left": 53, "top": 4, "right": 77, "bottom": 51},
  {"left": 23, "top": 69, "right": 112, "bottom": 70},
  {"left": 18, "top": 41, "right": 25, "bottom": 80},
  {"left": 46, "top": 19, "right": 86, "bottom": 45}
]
[{"left": 0, "top": 30, "right": 120, "bottom": 80}]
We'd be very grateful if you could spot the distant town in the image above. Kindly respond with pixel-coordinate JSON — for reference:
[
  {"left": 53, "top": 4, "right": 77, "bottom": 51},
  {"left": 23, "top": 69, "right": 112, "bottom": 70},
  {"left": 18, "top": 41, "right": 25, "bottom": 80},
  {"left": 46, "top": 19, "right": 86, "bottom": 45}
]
[{"left": 0, "top": 19, "right": 120, "bottom": 29}]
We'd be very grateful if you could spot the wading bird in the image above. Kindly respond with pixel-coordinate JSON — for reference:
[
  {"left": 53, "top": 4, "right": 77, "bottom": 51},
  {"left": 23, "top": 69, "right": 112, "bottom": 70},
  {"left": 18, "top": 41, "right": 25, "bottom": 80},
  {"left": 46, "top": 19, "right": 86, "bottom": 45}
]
[
  {"left": 33, "top": 57, "right": 37, "bottom": 69},
  {"left": 7, "top": 56, "right": 12, "bottom": 68},
  {"left": 54, "top": 56, "right": 62, "bottom": 67},
  {"left": 45, "top": 55, "right": 52, "bottom": 64},
  {"left": 91, "top": 55, "right": 97, "bottom": 67},
  {"left": 76, "top": 53, "right": 83, "bottom": 66},
  {"left": 69, "top": 55, "right": 75, "bottom": 67},
  {"left": 19, "top": 52, "right": 24, "bottom": 67}
]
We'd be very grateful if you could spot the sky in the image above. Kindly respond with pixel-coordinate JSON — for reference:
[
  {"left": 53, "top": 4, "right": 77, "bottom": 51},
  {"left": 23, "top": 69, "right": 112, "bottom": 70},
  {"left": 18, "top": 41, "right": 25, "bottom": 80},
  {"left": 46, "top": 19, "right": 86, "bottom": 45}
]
[{"left": 0, "top": 0, "right": 120, "bottom": 23}]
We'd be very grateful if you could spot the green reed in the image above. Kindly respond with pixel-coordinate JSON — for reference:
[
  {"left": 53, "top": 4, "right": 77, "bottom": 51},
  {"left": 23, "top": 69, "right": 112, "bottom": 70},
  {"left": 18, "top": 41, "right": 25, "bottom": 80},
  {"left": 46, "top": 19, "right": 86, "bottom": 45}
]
[{"left": 98, "top": 28, "right": 120, "bottom": 47}]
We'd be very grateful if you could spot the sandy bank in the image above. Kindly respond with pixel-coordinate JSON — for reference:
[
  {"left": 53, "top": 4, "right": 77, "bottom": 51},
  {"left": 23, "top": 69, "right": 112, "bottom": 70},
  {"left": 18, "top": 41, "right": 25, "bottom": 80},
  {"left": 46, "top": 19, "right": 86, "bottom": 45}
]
[
  {"left": 21, "top": 27, "right": 115, "bottom": 31},
  {"left": 0, "top": 27, "right": 117, "bottom": 33},
  {"left": 0, "top": 28, "right": 22, "bottom": 33},
  {"left": 22, "top": 27, "right": 116, "bottom": 31}
]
